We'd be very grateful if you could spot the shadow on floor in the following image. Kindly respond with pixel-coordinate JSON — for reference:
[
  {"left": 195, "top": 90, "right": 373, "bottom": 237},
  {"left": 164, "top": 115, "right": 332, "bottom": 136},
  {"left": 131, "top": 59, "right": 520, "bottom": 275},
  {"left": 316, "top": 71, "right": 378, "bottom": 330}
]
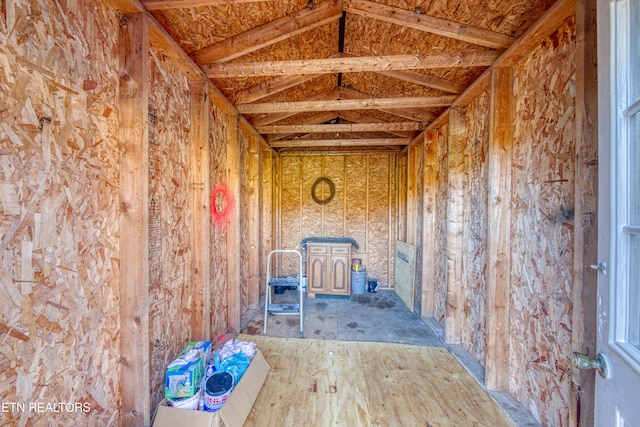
[{"left": 241, "top": 289, "right": 444, "bottom": 347}]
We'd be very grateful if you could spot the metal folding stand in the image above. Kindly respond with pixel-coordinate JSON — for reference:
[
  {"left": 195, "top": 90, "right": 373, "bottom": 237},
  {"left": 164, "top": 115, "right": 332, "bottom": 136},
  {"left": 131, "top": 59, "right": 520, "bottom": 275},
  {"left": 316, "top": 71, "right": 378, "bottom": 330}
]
[{"left": 263, "top": 249, "right": 304, "bottom": 337}]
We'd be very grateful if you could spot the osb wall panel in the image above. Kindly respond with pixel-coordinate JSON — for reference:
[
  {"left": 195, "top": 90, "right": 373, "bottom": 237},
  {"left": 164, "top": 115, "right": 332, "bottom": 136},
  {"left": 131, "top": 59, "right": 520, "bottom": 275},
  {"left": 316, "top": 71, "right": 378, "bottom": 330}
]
[
  {"left": 413, "top": 143, "right": 425, "bottom": 314},
  {"left": 461, "top": 90, "right": 490, "bottom": 365},
  {"left": 368, "top": 155, "right": 394, "bottom": 288},
  {"left": 344, "top": 156, "right": 368, "bottom": 257},
  {"left": 278, "top": 154, "right": 396, "bottom": 287},
  {"left": 0, "top": 1, "right": 121, "bottom": 425},
  {"left": 260, "top": 146, "right": 275, "bottom": 292},
  {"left": 433, "top": 124, "right": 450, "bottom": 325},
  {"left": 396, "top": 154, "right": 407, "bottom": 242},
  {"left": 239, "top": 126, "right": 250, "bottom": 316},
  {"left": 279, "top": 156, "right": 302, "bottom": 274},
  {"left": 208, "top": 99, "right": 230, "bottom": 340},
  {"left": 509, "top": 19, "right": 576, "bottom": 426},
  {"left": 147, "top": 48, "right": 194, "bottom": 410}
]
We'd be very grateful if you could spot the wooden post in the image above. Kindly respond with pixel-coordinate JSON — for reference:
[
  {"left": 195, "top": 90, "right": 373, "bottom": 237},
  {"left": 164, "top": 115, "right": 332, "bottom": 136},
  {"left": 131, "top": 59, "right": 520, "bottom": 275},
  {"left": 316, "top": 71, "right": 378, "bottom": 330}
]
[
  {"left": 227, "top": 114, "right": 241, "bottom": 333},
  {"left": 445, "top": 108, "right": 466, "bottom": 344},
  {"left": 246, "top": 126, "right": 261, "bottom": 309},
  {"left": 118, "top": 12, "right": 150, "bottom": 426},
  {"left": 485, "top": 66, "right": 514, "bottom": 391},
  {"left": 571, "top": 0, "right": 598, "bottom": 423},
  {"left": 190, "top": 80, "right": 211, "bottom": 340},
  {"left": 421, "top": 131, "right": 438, "bottom": 317}
]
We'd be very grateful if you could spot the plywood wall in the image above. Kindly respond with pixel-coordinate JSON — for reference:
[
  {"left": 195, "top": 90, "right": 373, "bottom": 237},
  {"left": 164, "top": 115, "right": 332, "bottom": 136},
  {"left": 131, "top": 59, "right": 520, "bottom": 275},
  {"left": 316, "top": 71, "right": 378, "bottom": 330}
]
[
  {"left": 278, "top": 153, "right": 396, "bottom": 288},
  {"left": 414, "top": 14, "right": 582, "bottom": 427},
  {"left": 433, "top": 124, "right": 449, "bottom": 325},
  {"left": 0, "top": 1, "right": 121, "bottom": 424},
  {"left": 461, "top": 90, "right": 490, "bottom": 363},
  {"left": 509, "top": 19, "right": 577, "bottom": 425},
  {"left": 208, "top": 99, "right": 231, "bottom": 339},
  {"left": 147, "top": 44, "right": 195, "bottom": 410}
]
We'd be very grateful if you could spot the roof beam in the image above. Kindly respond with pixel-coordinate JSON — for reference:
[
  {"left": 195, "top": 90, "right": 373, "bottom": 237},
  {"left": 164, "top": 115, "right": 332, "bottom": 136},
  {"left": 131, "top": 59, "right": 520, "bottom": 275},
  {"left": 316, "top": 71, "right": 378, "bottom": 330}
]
[
  {"left": 264, "top": 111, "right": 338, "bottom": 141},
  {"left": 344, "top": 0, "right": 516, "bottom": 50},
  {"left": 229, "top": 74, "right": 324, "bottom": 104},
  {"left": 257, "top": 121, "right": 426, "bottom": 134},
  {"left": 376, "top": 69, "right": 467, "bottom": 94},
  {"left": 338, "top": 87, "right": 438, "bottom": 122},
  {"left": 203, "top": 50, "right": 501, "bottom": 77},
  {"left": 338, "top": 111, "right": 417, "bottom": 138},
  {"left": 248, "top": 88, "right": 340, "bottom": 127},
  {"left": 237, "top": 96, "right": 456, "bottom": 114},
  {"left": 190, "top": 0, "right": 342, "bottom": 64},
  {"left": 269, "top": 138, "right": 411, "bottom": 148},
  {"left": 142, "top": 0, "right": 269, "bottom": 10}
]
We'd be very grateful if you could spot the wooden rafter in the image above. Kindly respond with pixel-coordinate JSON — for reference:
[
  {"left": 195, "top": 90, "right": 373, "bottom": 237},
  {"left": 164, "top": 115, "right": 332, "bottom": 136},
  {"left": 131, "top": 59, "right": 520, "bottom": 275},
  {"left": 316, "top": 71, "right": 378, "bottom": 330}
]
[
  {"left": 248, "top": 88, "right": 341, "bottom": 127},
  {"left": 142, "top": 0, "right": 269, "bottom": 10},
  {"left": 338, "top": 111, "right": 416, "bottom": 138},
  {"left": 376, "top": 69, "right": 467, "bottom": 94},
  {"left": 230, "top": 74, "right": 324, "bottom": 104},
  {"left": 338, "top": 87, "right": 438, "bottom": 122},
  {"left": 257, "top": 122, "right": 425, "bottom": 134},
  {"left": 190, "top": 0, "right": 342, "bottom": 64},
  {"left": 264, "top": 111, "right": 338, "bottom": 142},
  {"left": 269, "top": 138, "right": 411, "bottom": 148},
  {"left": 203, "top": 50, "right": 501, "bottom": 78},
  {"left": 237, "top": 95, "right": 456, "bottom": 114},
  {"left": 344, "top": 0, "right": 516, "bottom": 50}
]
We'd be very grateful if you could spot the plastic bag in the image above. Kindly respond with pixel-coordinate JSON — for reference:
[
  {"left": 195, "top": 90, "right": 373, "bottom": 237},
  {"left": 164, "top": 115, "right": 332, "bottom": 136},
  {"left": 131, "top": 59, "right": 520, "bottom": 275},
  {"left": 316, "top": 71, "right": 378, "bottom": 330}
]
[{"left": 218, "top": 351, "right": 251, "bottom": 383}]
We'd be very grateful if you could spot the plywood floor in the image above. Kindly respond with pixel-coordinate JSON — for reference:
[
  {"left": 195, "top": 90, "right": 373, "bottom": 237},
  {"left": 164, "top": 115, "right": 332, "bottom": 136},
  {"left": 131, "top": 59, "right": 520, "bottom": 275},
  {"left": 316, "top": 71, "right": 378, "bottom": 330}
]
[{"left": 239, "top": 334, "right": 516, "bottom": 427}]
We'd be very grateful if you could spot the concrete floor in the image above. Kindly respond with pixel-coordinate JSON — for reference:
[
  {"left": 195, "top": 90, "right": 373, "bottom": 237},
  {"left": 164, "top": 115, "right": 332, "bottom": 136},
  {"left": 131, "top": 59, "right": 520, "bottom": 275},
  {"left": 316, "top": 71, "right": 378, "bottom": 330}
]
[
  {"left": 239, "top": 287, "right": 541, "bottom": 427},
  {"left": 241, "top": 289, "right": 444, "bottom": 346}
]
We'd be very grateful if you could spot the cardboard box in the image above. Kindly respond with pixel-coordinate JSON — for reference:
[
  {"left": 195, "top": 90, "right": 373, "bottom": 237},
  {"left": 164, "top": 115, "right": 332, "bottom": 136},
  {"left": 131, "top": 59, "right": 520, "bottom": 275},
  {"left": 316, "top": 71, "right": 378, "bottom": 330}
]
[
  {"left": 164, "top": 341, "right": 212, "bottom": 399},
  {"left": 152, "top": 349, "right": 270, "bottom": 427}
]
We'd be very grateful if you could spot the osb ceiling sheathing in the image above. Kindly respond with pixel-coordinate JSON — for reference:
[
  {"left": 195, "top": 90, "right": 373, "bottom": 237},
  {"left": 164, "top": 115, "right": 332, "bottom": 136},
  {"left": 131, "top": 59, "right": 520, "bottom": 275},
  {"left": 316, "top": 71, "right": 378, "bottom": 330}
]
[{"left": 142, "top": 0, "right": 557, "bottom": 151}]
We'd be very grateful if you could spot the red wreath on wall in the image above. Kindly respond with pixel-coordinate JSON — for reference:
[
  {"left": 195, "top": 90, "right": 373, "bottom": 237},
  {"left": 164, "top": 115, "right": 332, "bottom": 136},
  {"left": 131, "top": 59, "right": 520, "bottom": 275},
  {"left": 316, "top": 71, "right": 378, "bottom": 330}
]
[{"left": 211, "top": 183, "right": 235, "bottom": 227}]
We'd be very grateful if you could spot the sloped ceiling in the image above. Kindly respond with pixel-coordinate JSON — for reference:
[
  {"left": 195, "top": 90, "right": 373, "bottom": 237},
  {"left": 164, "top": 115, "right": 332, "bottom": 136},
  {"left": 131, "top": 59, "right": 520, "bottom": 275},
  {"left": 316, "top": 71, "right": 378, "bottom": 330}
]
[{"left": 141, "top": 0, "right": 557, "bottom": 152}]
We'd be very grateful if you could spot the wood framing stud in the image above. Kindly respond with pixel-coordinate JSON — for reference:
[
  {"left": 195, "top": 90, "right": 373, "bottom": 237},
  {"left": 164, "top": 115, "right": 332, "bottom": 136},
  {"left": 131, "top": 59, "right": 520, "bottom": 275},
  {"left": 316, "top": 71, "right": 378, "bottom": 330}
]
[
  {"left": 118, "top": 12, "right": 151, "bottom": 427},
  {"left": 445, "top": 107, "right": 466, "bottom": 344},
  {"left": 190, "top": 80, "right": 211, "bottom": 341},
  {"left": 485, "top": 66, "right": 514, "bottom": 391}
]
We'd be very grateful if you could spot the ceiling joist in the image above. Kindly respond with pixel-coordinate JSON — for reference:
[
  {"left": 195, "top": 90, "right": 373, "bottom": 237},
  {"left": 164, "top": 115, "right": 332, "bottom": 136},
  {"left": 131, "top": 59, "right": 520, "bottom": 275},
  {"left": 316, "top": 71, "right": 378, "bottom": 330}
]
[
  {"left": 237, "top": 95, "right": 456, "bottom": 114},
  {"left": 256, "top": 121, "right": 426, "bottom": 134},
  {"left": 269, "top": 138, "right": 412, "bottom": 148},
  {"left": 263, "top": 111, "right": 339, "bottom": 142},
  {"left": 338, "top": 87, "right": 439, "bottom": 122},
  {"left": 344, "top": 0, "right": 516, "bottom": 50},
  {"left": 204, "top": 51, "right": 501, "bottom": 78},
  {"left": 191, "top": 0, "right": 343, "bottom": 64}
]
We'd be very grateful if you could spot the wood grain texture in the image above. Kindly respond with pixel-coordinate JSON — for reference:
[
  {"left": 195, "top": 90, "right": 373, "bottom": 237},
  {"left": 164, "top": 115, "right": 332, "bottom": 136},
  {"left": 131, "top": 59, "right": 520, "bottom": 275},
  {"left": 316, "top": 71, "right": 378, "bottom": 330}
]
[
  {"left": 485, "top": 67, "right": 514, "bottom": 391},
  {"left": 509, "top": 18, "right": 576, "bottom": 425},
  {"left": 444, "top": 108, "right": 466, "bottom": 345},
  {"left": 278, "top": 153, "right": 395, "bottom": 288},
  {"left": 148, "top": 38, "right": 196, "bottom": 411},
  {"left": 461, "top": 89, "right": 490, "bottom": 365},
  {"left": 240, "top": 334, "right": 516, "bottom": 427},
  {"left": 0, "top": 1, "right": 123, "bottom": 424},
  {"left": 119, "top": 13, "right": 151, "bottom": 426}
]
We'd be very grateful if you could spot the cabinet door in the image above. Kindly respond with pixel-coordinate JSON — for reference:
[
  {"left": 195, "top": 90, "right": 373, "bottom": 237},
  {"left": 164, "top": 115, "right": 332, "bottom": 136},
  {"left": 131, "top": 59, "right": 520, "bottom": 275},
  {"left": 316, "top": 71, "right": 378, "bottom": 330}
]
[
  {"left": 308, "top": 255, "right": 327, "bottom": 293},
  {"left": 330, "top": 255, "right": 350, "bottom": 294}
]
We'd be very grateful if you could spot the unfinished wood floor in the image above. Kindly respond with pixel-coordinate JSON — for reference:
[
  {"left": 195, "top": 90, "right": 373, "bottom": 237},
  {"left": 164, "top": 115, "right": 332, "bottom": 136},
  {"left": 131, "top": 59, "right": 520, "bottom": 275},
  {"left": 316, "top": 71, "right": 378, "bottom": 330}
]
[{"left": 239, "top": 334, "right": 515, "bottom": 427}]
